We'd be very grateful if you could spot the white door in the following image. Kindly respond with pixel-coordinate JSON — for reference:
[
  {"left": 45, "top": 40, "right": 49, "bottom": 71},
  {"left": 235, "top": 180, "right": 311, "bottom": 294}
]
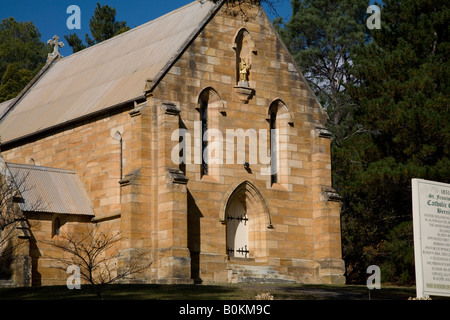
[{"left": 226, "top": 198, "right": 249, "bottom": 258}]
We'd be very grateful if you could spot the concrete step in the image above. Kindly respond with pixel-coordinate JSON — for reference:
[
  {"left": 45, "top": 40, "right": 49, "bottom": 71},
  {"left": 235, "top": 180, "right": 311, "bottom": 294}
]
[
  {"left": 227, "top": 263, "right": 295, "bottom": 284},
  {"left": 0, "top": 279, "right": 15, "bottom": 287}
]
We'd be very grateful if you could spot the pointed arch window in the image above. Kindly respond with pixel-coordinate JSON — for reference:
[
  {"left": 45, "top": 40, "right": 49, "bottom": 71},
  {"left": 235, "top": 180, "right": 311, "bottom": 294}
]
[
  {"left": 53, "top": 216, "right": 61, "bottom": 237},
  {"left": 268, "top": 100, "right": 293, "bottom": 188},
  {"left": 269, "top": 107, "right": 278, "bottom": 185},
  {"left": 200, "top": 97, "right": 208, "bottom": 177},
  {"left": 197, "top": 88, "right": 223, "bottom": 179},
  {"left": 112, "top": 131, "right": 123, "bottom": 179}
]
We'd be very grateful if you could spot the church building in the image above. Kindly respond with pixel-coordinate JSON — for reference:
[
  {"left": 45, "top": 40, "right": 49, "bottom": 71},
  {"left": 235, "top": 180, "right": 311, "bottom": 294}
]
[{"left": 0, "top": 0, "right": 345, "bottom": 286}]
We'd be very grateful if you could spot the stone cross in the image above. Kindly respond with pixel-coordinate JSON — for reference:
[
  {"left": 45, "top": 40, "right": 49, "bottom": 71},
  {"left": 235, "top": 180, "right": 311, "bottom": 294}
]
[{"left": 47, "top": 35, "right": 64, "bottom": 61}]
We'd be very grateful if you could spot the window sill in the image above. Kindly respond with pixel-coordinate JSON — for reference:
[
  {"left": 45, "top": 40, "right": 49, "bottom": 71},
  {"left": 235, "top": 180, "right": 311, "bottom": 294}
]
[{"left": 270, "top": 183, "right": 288, "bottom": 191}]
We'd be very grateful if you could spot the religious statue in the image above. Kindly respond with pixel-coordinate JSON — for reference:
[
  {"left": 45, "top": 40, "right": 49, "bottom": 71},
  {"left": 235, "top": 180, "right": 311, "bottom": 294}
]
[
  {"left": 239, "top": 58, "right": 251, "bottom": 84},
  {"left": 235, "top": 57, "right": 254, "bottom": 102}
]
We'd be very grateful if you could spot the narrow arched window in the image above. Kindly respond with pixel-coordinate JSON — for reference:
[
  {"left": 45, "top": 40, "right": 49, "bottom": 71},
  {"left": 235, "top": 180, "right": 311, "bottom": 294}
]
[
  {"left": 268, "top": 100, "right": 292, "bottom": 188},
  {"left": 200, "top": 96, "right": 208, "bottom": 177},
  {"left": 269, "top": 108, "right": 278, "bottom": 185},
  {"left": 112, "top": 131, "right": 123, "bottom": 179},
  {"left": 198, "top": 88, "right": 223, "bottom": 179},
  {"left": 53, "top": 217, "right": 61, "bottom": 237}
]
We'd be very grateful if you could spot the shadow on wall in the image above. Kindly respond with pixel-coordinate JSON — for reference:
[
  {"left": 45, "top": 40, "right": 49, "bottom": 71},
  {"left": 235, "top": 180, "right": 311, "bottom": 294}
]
[{"left": 187, "top": 189, "right": 203, "bottom": 283}]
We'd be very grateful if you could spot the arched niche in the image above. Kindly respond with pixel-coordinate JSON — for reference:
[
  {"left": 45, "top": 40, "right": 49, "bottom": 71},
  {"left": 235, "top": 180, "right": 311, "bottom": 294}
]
[{"left": 233, "top": 28, "right": 256, "bottom": 86}]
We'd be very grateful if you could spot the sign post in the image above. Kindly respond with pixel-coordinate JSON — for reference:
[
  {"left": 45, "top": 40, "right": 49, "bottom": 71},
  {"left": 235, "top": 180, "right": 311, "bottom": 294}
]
[{"left": 412, "top": 179, "right": 450, "bottom": 298}]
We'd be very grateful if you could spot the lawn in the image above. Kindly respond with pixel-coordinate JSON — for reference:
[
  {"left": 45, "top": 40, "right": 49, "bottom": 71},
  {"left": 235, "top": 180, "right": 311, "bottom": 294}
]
[
  {"left": 0, "top": 282, "right": 430, "bottom": 300},
  {"left": 3, "top": 283, "right": 444, "bottom": 320}
]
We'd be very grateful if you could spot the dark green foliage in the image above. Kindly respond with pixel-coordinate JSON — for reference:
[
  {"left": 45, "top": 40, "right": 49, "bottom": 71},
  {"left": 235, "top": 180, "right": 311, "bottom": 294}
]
[
  {"left": 64, "top": 33, "right": 86, "bottom": 53},
  {"left": 64, "top": 3, "right": 130, "bottom": 53},
  {"left": 0, "top": 63, "right": 34, "bottom": 101},
  {"left": 275, "top": 0, "right": 368, "bottom": 144},
  {"left": 379, "top": 221, "right": 415, "bottom": 285},
  {"left": 277, "top": 0, "right": 449, "bottom": 284},
  {"left": 0, "top": 18, "right": 47, "bottom": 102},
  {"left": 339, "top": 0, "right": 449, "bottom": 284}
]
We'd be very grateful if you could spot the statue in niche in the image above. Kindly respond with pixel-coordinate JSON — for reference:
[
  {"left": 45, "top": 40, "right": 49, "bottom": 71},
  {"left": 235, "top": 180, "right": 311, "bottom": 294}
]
[
  {"left": 233, "top": 29, "right": 255, "bottom": 102},
  {"left": 239, "top": 58, "right": 251, "bottom": 86}
]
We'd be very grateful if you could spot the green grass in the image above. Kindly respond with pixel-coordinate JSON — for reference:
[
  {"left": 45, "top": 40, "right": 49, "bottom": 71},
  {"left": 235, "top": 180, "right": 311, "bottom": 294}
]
[{"left": 0, "top": 282, "right": 436, "bottom": 300}]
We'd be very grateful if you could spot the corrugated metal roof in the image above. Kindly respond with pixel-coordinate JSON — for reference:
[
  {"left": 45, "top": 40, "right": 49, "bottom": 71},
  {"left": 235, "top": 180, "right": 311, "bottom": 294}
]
[
  {"left": 5, "top": 162, "right": 94, "bottom": 215},
  {"left": 0, "top": 1, "right": 216, "bottom": 144}
]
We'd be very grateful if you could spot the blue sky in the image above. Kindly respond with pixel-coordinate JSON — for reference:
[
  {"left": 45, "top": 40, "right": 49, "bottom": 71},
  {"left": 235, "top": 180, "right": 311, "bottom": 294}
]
[{"left": 0, "top": 0, "right": 292, "bottom": 57}]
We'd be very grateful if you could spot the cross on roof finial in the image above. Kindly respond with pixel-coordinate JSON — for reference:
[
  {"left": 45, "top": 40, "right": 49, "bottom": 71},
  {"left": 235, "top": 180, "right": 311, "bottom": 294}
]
[{"left": 47, "top": 35, "right": 64, "bottom": 61}]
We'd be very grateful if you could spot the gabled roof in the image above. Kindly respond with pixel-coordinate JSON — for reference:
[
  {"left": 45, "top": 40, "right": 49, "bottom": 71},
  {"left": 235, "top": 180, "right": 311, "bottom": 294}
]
[
  {"left": 0, "top": 0, "right": 220, "bottom": 145},
  {"left": 0, "top": 98, "right": 14, "bottom": 119},
  {"left": 2, "top": 162, "right": 94, "bottom": 215}
]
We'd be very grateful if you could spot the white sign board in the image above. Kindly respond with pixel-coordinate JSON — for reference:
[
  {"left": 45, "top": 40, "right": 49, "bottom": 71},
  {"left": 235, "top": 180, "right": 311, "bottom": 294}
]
[{"left": 412, "top": 179, "right": 450, "bottom": 298}]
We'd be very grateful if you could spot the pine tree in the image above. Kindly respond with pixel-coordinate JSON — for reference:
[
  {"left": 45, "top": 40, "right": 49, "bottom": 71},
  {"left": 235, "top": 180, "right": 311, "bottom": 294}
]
[
  {"left": 276, "top": 0, "right": 449, "bottom": 284},
  {"left": 0, "top": 18, "right": 47, "bottom": 102},
  {"left": 0, "top": 63, "right": 34, "bottom": 102},
  {"left": 65, "top": 3, "right": 129, "bottom": 53},
  {"left": 339, "top": 0, "right": 449, "bottom": 284},
  {"left": 275, "top": 0, "right": 368, "bottom": 143}
]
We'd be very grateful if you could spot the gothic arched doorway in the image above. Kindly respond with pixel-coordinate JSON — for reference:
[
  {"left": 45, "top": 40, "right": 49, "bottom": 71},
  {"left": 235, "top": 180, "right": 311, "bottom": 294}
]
[
  {"left": 221, "top": 180, "right": 272, "bottom": 260},
  {"left": 226, "top": 197, "right": 249, "bottom": 258}
]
